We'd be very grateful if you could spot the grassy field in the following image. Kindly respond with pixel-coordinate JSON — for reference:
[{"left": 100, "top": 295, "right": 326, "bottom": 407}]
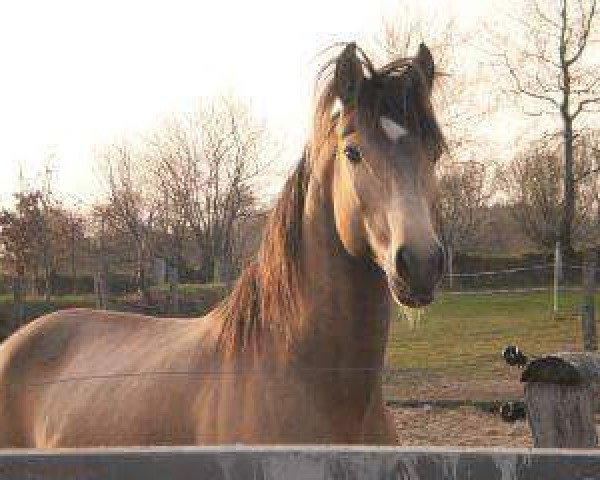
[
  {"left": 385, "top": 290, "right": 595, "bottom": 400},
  {"left": 1, "top": 287, "right": 595, "bottom": 400},
  {"left": 387, "top": 291, "right": 588, "bottom": 376}
]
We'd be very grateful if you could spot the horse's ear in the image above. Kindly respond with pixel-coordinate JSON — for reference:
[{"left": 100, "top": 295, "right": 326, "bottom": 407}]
[
  {"left": 334, "top": 43, "right": 364, "bottom": 106},
  {"left": 412, "top": 43, "right": 435, "bottom": 91}
]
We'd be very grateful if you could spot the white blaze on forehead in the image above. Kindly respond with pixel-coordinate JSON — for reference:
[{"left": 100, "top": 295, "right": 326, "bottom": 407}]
[
  {"left": 380, "top": 116, "right": 408, "bottom": 141},
  {"left": 331, "top": 97, "right": 343, "bottom": 118}
]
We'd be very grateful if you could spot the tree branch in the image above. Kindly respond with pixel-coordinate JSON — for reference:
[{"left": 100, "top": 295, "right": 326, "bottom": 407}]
[
  {"left": 504, "top": 53, "right": 560, "bottom": 108},
  {"left": 572, "top": 96, "right": 600, "bottom": 118},
  {"left": 534, "top": 0, "right": 562, "bottom": 29},
  {"left": 567, "top": 0, "right": 597, "bottom": 66}
]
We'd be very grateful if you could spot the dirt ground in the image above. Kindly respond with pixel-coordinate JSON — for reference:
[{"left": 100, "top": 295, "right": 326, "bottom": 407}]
[{"left": 391, "top": 406, "right": 532, "bottom": 447}]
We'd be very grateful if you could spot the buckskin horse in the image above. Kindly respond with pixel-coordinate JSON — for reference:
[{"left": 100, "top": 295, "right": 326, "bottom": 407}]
[{"left": 0, "top": 42, "right": 445, "bottom": 447}]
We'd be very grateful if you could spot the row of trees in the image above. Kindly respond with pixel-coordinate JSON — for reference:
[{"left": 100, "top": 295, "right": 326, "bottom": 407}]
[
  {"left": 1, "top": 0, "right": 599, "bottom": 299},
  {"left": 0, "top": 97, "right": 271, "bottom": 299},
  {"left": 495, "top": 0, "right": 600, "bottom": 255},
  {"left": 0, "top": 190, "right": 86, "bottom": 299},
  {"left": 500, "top": 131, "right": 600, "bottom": 250},
  {"left": 95, "top": 97, "right": 272, "bottom": 299},
  {"left": 3, "top": 127, "right": 598, "bottom": 299}
]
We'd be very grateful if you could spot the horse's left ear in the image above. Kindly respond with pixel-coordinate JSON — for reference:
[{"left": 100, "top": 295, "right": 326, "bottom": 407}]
[
  {"left": 334, "top": 43, "right": 364, "bottom": 106},
  {"left": 412, "top": 43, "right": 435, "bottom": 91}
]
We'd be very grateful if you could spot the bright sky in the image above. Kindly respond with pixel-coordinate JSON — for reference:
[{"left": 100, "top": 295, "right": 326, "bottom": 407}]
[{"left": 0, "top": 0, "right": 494, "bottom": 208}]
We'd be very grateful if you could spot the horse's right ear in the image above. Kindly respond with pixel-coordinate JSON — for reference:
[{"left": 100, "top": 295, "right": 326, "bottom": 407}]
[
  {"left": 412, "top": 43, "right": 435, "bottom": 90},
  {"left": 334, "top": 43, "right": 364, "bottom": 106}
]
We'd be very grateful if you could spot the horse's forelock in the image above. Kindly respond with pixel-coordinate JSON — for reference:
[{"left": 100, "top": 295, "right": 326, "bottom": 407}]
[{"left": 313, "top": 47, "right": 446, "bottom": 160}]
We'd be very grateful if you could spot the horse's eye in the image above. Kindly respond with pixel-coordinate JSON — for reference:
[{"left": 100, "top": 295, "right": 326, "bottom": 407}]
[{"left": 344, "top": 145, "right": 361, "bottom": 164}]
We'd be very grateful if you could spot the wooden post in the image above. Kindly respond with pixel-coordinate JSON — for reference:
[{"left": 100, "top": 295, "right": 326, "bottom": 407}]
[
  {"left": 168, "top": 265, "right": 179, "bottom": 314},
  {"left": 94, "top": 273, "right": 107, "bottom": 310},
  {"left": 94, "top": 273, "right": 100, "bottom": 309},
  {"left": 12, "top": 272, "right": 25, "bottom": 327},
  {"left": 447, "top": 245, "right": 453, "bottom": 290},
  {"left": 521, "top": 353, "right": 600, "bottom": 448},
  {"left": 554, "top": 241, "right": 562, "bottom": 312},
  {"left": 582, "top": 249, "right": 597, "bottom": 351},
  {"left": 70, "top": 215, "right": 77, "bottom": 294}
]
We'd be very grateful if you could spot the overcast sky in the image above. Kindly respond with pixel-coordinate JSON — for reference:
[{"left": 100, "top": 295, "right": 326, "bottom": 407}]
[{"left": 0, "top": 0, "right": 497, "bottom": 208}]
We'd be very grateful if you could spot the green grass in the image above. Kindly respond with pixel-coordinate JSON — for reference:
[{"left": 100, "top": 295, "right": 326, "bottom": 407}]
[{"left": 386, "top": 290, "right": 593, "bottom": 382}]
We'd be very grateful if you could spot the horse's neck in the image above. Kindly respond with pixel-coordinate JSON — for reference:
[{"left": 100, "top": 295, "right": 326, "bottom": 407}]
[{"left": 295, "top": 175, "right": 391, "bottom": 370}]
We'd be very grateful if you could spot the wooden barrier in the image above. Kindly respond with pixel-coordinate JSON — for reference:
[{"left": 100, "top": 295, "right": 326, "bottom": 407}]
[
  {"left": 0, "top": 446, "right": 598, "bottom": 480},
  {"left": 522, "top": 352, "right": 600, "bottom": 448}
]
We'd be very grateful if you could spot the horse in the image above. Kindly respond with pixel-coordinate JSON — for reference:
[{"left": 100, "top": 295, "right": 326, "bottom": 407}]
[{"left": 0, "top": 42, "right": 446, "bottom": 447}]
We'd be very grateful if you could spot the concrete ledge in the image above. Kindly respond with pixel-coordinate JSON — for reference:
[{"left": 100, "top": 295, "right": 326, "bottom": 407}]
[{"left": 0, "top": 446, "right": 598, "bottom": 480}]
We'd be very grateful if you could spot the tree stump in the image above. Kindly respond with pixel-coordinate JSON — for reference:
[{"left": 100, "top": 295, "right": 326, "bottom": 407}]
[{"left": 522, "top": 353, "right": 600, "bottom": 448}]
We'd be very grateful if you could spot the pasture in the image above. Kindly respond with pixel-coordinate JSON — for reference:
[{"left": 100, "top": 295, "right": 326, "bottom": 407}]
[
  {"left": 386, "top": 290, "right": 590, "bottom": 400},
  {"left": 1, "top": 287, "right": 593, "bottom": 400}
]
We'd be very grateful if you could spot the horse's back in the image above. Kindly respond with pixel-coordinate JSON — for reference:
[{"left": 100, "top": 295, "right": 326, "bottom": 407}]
[
  {"left": 0, "top": 308, "right": 162, "bottom": 383},
  {"left": 0, "top": 309, "right": 213, "bottom": 447}
]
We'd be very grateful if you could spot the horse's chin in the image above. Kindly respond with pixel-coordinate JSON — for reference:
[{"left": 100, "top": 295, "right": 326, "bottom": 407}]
[{"left": 387, "top": 276, "right": 434, "bottom": 308}]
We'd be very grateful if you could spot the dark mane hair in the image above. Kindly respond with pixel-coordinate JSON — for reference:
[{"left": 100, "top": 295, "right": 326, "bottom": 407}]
[
  {"left": 216, "top": 154, "right": 310, "bottom": 352},
  {"left": 216, "top": 45, "right": 445, "bottom": 353}
]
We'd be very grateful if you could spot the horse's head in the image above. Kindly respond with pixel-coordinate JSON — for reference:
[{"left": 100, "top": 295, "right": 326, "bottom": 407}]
[{"left": 327, "top": 43, "right": 446, "bottom": 308}]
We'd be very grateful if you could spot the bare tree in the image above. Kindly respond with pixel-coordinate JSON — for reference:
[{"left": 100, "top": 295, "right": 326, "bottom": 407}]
[
  {"left": 148, "top": 97, "right": 269, "bottom": 283},
  {"left": 435, "top": 161, "right": 491, "bottom": 252},
  {"left": 493, "top": 0, "right": 600, "bottom": 255},
  {"left": 574, "top": 129, "right": 600, "bottom": 246},
  {"left": 375, "top": 11, "right": 456, "bottom": 66},
  {"left": 98, "top": 141, "right": 154, "bottom": 302},
  {"left": 54, "top": 211, "right": 86, "bottom": 294},
  {"left": 500, "top": 132, "right": 600, "bottom": 250},
  {"left": 0, "top": 192, "right": 43, "bottom": 308}
]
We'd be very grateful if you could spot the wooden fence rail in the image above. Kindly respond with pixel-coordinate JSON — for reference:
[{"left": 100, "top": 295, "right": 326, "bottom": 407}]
[{"left": 0, "top": 446, "right": 598, "bottom": 480}]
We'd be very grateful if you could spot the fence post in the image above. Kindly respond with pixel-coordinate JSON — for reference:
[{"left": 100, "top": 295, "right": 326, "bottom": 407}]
[
  {"left": 94, "top": 272, "right": 107, "bottom": 310},
  {"left": 12, "top": 273, "right": 25, "bottom": 327},
  {"left": 521, "top": 352, "right": 600, "bottom": 448},
  {"left": 554, "top": 241, "right": 562, "bottom": 312},
  {"left": 168, "top": 265, "right": 179, "bottom": 314},
  {"left": 582, "top": 249, "right": 597, "bottom": 351},
  {"left": 447, "top": 245, "right": 453, "bottom": 290}
]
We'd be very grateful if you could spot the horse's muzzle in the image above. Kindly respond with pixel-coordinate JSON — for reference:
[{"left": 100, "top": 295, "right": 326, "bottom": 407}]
[
  {"left": 387, "top": 243, "right": 444, "bottom": 307},
  {"left": 387, "top": 274, "right": 435, "bottom": 308}
]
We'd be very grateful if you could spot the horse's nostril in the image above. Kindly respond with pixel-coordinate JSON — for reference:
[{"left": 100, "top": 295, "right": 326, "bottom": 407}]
[{"left": 395, "top": 246, "right": 410, "bottom": 279}]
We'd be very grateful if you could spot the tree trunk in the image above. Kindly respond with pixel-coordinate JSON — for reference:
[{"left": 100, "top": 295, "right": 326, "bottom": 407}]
[
  {"left": 12, "top": 265, "right": 25, "bottom": 327},
  {"left": 41, "top": 217, "right": 52, "bottom": 301},
  {"left": 70, "top": 221, "right": 77, "bottom": 294},
  {"left": 97, "top": 213, "right": 110, "bottom": 305},
  {"left": 559, "top": 1, "right": 575, "bottom": 259},
  {"left": 168, "top": 265, "right": 179, "bottom": 314},
  {"left": 137, "top": 244, "right": 150, "bottom": 304},
  {"left": 560, "top": 115, "right": 576, "bottom": 257}
]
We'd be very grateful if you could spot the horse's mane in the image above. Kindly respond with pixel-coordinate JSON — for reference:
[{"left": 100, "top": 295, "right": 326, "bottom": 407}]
[
  {"left": 216, "top": 154, "right": 310, "bottom": 352},
  {"left": 216, "top": 45, "right": 446, "bottom": 353}
]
